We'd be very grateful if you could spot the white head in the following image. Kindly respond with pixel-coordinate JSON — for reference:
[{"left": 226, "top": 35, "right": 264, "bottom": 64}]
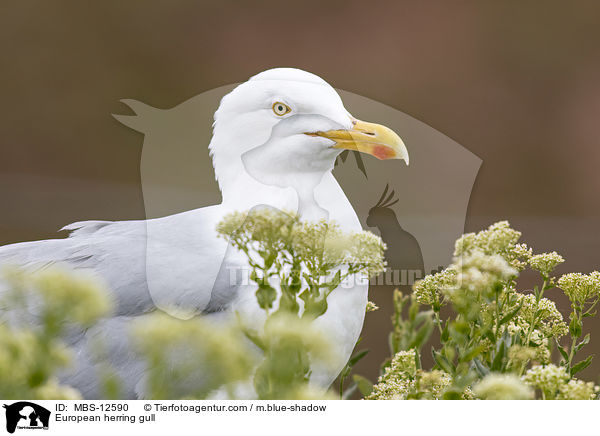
[{"left": 209, "top": 68, "right": 408, "bottom": 211}]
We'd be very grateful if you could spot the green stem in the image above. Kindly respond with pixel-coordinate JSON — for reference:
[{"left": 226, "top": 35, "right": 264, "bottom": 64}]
[
  {"left": 434, "top": 311, "right": 443, "bottom": 337},
  {"left": 494, "top": 291, "right": 501, "bottom": 340},
  {"left": 566, "top": 306, "right": 581, "bottom": 373},
  {"left": 518, "top": 278, "right": 548, "bottom": 376},
  {"left": 567, "top": 334, "right": 577, "bottom": 373},
  {"left": 524, "top": 279, "right": 548, "bottom": 347}
]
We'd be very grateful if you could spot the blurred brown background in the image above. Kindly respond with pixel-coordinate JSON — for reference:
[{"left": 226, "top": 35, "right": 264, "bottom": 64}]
[{"left": 1, "top": 1, "right": 599, "bottom": 385}]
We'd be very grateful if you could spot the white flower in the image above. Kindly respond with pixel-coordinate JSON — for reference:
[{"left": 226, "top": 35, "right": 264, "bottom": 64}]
[
  {"left": 515, "top": 294, "right": 568, "bottom": 339},
  {"left": 557, "top": 379, "right": 599, "bottom": 400},
  {"left": 451, "top": 250, "right": 517, "bottom": 294},
  {"left": 474, "top": 373, "right": 534, "bottom": 400},
  {"left": 366, "top": 301, "right": 379, "bottom": 312},
  {"left": 413, "top": 267, "right": 456, "bottom": 308},
  {"left": 529, "top": 252, "right": 564, "bottom": 276},
  {"left": 453, "top": 221, "right": 530, "bottom": 271},
  {"left": 523, "top": 364, "right": 569, "bottom": 399},
  {"left": 558, "top": 272, "right": 600, "bottom": 305}
]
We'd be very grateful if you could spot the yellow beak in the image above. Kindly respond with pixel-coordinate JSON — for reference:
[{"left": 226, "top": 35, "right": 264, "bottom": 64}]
[{"left": 307, "top": 119, "right": 409, "bottom": 164}]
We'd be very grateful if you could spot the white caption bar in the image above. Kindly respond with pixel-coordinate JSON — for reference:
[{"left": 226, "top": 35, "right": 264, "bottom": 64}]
[{"left": 0, "top": 400, "right": 595, "bottom": 435}]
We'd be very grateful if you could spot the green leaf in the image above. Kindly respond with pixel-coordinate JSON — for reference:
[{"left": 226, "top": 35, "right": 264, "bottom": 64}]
[
  {"left": 388, "top": 332, "right": 397, "bottom": 356},
  {"left": 414, "top": 311, "right": 432, "bottom": 325},
  {"left": 300, "top": 292, "right": 328, "bottom": 319},
  {"left": 512, "top": 333, "right": 523, "bottom": 346},
  {"left": 277, "top": 291, "right": 300, "bottom": 315},
  {"left": 352, "top": 375, "right": 373, "bottom": 397},
  {"left": 409, "top": 318, "right": 433, "bottom": 350},
  {"left": 432, "top": 349, "right": 454, "bottom": 374},
  {"left": 491, "top": 341, "right": 505, "bottom": 371},
  {"left": 449, "top": 322, "right": 469, "bottom": 344},
  {"left": 255, "top": 283, "right": 277, "bottom": 310},
  {"left": 324, "top": 270, "right": 342, "bottom": 293},
  {"left": 461, "top": 345, "right": 485, "bottom": 363},
  {"left": 501, "top": 328, "right": 511, "bottom": 348},
  {"left": 499, "top": 300, "right": 524, "bottom": 325},
  {"left": 263, "top": 251, "right": 277, "bottom": 269},
  {"left": 557, "top": 343, "right": 569, "bottom": 361},
  {"left": 441, "top": 323, "right": 449, "bottom": 342},
  {"left": 484, "top": 329, "right": 496, "bottom": 344},
  {"left": 242, "top": 327, "right": 265, "bottom": 351},
  {"left": 452, "top": 321, "right": 470, "bottom": 336},
  {"left": 408, "top": 299, "right": 419, "bottom": 321},
  {"left": 575, "top": 334, "right": 590, "bottom": 352},
  {"left": 571, "top": 355, "right": 593, "bottom": 376},
  {"left": 288, "top": 272, "right": 302, "bottom": 294},
  {"left": 442, "top": 390, "right": 462, "bottom": 400},
  {"left": 569, "top": 316, "right": 582, "bottom": 338},
  {"left": 340, "top": 365, "right": 351, "bottom": 379},
  {"left": 348, "top": 349, "right": 369, "bottom": 368},
  {"left": 380, "top": 358, "right": 392, "bottom": 376},
  {"left": 472, "top": 358, "right": 490, "bottom": 377}
]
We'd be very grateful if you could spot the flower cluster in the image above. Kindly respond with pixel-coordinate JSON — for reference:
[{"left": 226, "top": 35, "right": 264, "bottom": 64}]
[
  {"left": 365, "top": 301, "right": 379, "bottom": 312},
  {"left": 528, "top": 252, "right": 564, "bottom": 277},
  {"left": 218, "top": 208, "right": 385, "bottom": 321},
  {"left": 133, "top": 312, "right": 255, "bottom": 399},
  {"left": 453, "top": 221, "right": 531, "bottom": 271},
  {"left": 453, "top": 250, "right": 517, "bottom": 293},
  {"left": 218, "top": 208, "right": 386, "bottom": 283},
  {"left": 0, "top": 267, "right": 112, "bottom": 399},
  {"left": 557, "top": 379, "right": 599, "bottom": 400},
  {"left": 473, "top": 373, "right": 533, "bottom": 400},
  {"left": 397, "top": 221, "right": 600, "bottom": 400},
  {"left": 507, "top": 294, "right": 569, "bottom": 345},
  {"left": 413, "top": 267, "right": 456, "bottom": 309},
  {"left": 367, "top": 350, "right": 464, "bottom": 400},
  {"left": 218, "top": 209, "right": 386, "bottom": 399},
  {"left": 429, "top": 250, "right": 519, "bottom": 322},
  {"left": 523, "top": 364, "right": 599, "bottom": 400},
  {"left": 522, "top": 364, "right": 569, "bottom": 399},
  {"left": 504, "top": 322, "right": 551, "bottom": 363},
  {"left": 558, "top": 272, "right": 600, "bottom": 305},
  {"left": 321, "top": 225, "right": 386, "bottom": 277},
  {"left": 507, "top": 345, "right": 537, "bottom": 369},
  {"left": 366, "top": 350, "right": 417, "bottom": 400},
  {"left": 3, "top": 267, "right": 112, "bottom": 330},
  {"left": 416, "top": 370, "right": 453, "bottom": 399}
]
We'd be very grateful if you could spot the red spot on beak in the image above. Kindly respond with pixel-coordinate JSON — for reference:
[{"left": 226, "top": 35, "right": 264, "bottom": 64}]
[{"left": 373, "top": 145, "right": 395, "bottom": 160}]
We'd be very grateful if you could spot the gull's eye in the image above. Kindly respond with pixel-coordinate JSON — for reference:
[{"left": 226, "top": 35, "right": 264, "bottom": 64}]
[{"left": 272, "top": 102, "right": 291, "bottom": 116}]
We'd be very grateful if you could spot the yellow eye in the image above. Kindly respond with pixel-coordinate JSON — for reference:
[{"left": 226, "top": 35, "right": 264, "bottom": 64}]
[{"left": 272, "top": 102, "right": 291, "bottom": 116}]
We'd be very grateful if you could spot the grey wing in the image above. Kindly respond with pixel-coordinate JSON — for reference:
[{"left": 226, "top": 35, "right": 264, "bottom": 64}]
[
  {"left": 0, "top": 219, "right": 154, "bottom": 316},
  {"left": 0, "top": 205, "right": 232, "bottom": 316},
  {"left": 0, "top": 206, "right": 234, "bottom": 399}
]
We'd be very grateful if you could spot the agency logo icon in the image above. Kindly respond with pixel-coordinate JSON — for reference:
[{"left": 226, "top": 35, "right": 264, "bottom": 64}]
[
  {"left": 2, "top": 402, "right": 50, "bottom": 434},
  {"left": 113, "top": 84, "right": 481, "bottom": 319}
]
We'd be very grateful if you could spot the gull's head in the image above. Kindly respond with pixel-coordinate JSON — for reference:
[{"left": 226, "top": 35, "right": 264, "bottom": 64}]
[{"left": 210, "top": 68, "right": 408, "bottom": 196}]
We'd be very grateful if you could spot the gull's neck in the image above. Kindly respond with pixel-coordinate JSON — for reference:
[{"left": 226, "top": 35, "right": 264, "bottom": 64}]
[
  {"left": 220, "top": 166, "right": 298, "bottom": 211},
  {"left": 210, "top": 129, "right": 358, "bottom": 227},
  {"left": 218, "top": 161, "right": 328, "bottom": 220},
  {"left": 216, "top": 161, "right": 361, "bottom": 231}
]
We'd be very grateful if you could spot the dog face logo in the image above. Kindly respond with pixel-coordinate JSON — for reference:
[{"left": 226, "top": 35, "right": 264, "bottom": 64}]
[{"left": 3, "top": 402, "right": 50, "bottom": 433}]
